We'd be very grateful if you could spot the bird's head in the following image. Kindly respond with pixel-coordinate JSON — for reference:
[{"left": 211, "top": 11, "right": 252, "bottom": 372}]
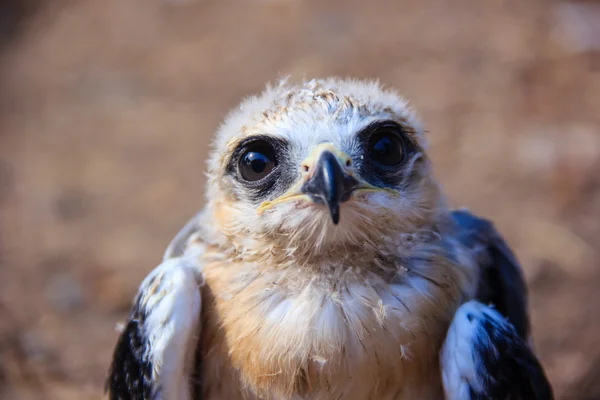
[{"left": 204, "top": 78, "right": 446, "bottom": 263}]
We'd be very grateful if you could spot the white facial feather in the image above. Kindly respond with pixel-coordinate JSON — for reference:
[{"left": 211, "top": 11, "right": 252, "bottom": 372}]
[{"left": 203, "top": 78, "right": 434, "bottom": 257}]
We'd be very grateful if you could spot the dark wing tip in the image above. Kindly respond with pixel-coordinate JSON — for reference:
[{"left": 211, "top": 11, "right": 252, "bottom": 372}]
[
  {"left": 106, "top": 303, "right": 154, "bottom": 400},
  {"left": 474, "top": 308, "right": 554, "bottom": 400},
  {"left": 443, "top": 301, "right": 553, "bottom": 400}
]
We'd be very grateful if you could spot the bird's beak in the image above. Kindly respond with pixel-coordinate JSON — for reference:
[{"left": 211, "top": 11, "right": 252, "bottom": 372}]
[
  {"left": 256, "top": 143, "right": 395, "bottom": 220},
  {"left": 300, "top": 145, "right": 358, "bottom": 224}
]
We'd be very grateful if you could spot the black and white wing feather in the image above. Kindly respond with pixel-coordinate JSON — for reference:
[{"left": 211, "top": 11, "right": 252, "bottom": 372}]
[
  {"left": 106, "top": 255, "right": 203, "bottom": 400},
  {"left": 441, "top": 301, "right": 553, "bottom": 400},
  {"left": 441, "top": 210, "right": 553, "bottom": 400}
]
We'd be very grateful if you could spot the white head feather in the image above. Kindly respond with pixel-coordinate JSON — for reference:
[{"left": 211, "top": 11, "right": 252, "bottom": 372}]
[{"left": 201, "top": 77, "right": 445, "bottom": 264}]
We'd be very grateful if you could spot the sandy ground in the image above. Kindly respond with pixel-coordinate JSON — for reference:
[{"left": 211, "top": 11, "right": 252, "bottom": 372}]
[{"left": 1, "top": 0, "right": 599, "bottom": 399}]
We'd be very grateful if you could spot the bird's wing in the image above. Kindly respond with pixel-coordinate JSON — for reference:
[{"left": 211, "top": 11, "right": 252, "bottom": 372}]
[
  {"left": 440, "top": 210, "right": 553, "bottom": 399},
  {"left": 451, "top": 209, "right": 530, "bottom": 339},
  {"left": 106, "top": 252, "right": 204, "bottom": 400},
  {"left": 441, "top": 301, "right": 553, "bottom": 400}
]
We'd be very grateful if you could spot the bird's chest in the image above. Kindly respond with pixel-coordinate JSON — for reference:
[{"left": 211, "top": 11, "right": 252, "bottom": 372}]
[{"left": 198, "top": 268, "right": 454, "bottom": 400}]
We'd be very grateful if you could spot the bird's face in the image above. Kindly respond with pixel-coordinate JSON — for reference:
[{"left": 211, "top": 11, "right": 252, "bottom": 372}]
[{"left": 206, "top": 79, "right": 444, "bottom": 256}]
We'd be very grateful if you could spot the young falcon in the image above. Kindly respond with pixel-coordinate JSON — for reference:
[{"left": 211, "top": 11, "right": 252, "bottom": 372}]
[{"left": 106, "top": 78, "right": 553, "bottom": 400}]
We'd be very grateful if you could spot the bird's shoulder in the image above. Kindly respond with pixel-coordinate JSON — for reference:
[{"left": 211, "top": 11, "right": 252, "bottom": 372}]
[{"left": 450, "top": 209, "right": 530, "bottom": 339}]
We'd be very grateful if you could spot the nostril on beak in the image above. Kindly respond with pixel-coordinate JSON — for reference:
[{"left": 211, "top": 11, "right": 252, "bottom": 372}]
[{"left": 301, "top": 151, "right": 359, "bottom": 225}]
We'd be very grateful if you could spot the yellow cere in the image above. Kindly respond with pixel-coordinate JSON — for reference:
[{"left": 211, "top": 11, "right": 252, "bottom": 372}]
[{"left": 301, "top": 143, "right": 353, "bottom": 174}]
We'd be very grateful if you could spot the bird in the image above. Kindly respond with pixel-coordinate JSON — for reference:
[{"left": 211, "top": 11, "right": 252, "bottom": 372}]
[{"left": 105, "top": 78, "right": 553, "bottom": 400}]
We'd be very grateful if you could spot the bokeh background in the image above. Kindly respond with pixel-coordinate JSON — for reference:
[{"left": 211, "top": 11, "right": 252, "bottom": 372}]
[{"left": 1, "top": 0, "right": 599, "bottom": 399}]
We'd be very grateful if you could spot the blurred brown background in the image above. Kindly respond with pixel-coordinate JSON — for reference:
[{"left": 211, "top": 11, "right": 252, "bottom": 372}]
[{"left": 1, "top": 0, "right": 599, "bottom": 399}]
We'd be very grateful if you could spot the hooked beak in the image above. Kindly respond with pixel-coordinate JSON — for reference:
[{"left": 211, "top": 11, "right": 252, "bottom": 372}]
[{"left": 301, "top": 150, "right": 358, "bottom": 224}]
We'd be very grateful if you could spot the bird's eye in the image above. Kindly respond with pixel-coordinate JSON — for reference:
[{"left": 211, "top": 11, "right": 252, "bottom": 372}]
[
  {"left": 239, "top": 141, "right": 277, "bottom": 181},
  {"left": 368, "top": 131, "right": 405, "bottom": 166}
]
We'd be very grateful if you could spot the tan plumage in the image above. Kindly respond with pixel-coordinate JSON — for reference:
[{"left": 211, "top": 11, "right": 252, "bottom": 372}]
[
  {"left": 173, "top": 78, "right": 477, "bottom": 399},
  {"left": 107, "top": 78, "right": 496, "bottom": 400},
  {"left": 197, "top": 236, "right": 475, "bottom": 399}
]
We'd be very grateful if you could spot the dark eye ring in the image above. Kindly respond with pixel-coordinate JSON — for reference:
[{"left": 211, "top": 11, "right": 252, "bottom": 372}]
[
  {"left": 238, "top": 140, "right": 277, "bottom": 181},
  {"left": 367, "top": 129, "right": 405, "bottom": 166}
]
